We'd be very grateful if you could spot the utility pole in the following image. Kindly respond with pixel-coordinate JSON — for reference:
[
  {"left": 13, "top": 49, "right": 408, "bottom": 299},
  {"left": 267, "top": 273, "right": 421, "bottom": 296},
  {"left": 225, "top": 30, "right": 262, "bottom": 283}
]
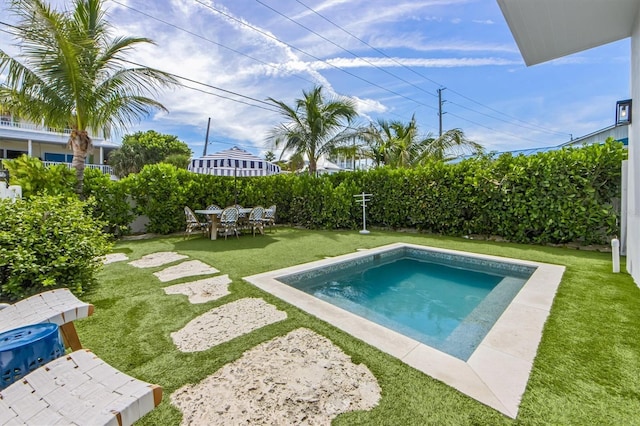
[
  {"left": 438, "top": 88, "right": 446, "bottom": 137},
  {"left": 202, "top": 117, "right": 211, "bottom": 157}
]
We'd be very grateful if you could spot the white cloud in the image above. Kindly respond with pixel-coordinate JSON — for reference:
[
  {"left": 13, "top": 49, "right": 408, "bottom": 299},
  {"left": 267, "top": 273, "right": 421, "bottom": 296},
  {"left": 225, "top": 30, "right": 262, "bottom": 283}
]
[{"left": 472, "top": 19, "right": 495, "bottom": 25}]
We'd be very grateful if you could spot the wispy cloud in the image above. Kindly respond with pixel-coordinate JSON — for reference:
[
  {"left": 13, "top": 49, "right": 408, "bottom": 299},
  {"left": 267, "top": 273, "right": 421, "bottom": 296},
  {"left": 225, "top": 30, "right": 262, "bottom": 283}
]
[{"left": 369, "top": 34, "right": 519, "bottom": 54}]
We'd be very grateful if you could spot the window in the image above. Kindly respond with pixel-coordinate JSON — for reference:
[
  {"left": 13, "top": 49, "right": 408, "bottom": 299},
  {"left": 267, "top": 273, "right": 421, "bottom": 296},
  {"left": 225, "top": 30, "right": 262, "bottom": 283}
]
[
  {"left": 7, "top": 150, "right": 27, "bottom": 159},
  {"left": 44, "top": 153, "right": 74, "bottom": 163}
]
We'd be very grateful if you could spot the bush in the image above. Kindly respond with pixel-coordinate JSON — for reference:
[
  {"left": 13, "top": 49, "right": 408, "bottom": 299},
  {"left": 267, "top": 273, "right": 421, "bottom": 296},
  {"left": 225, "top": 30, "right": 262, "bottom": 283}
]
[
  {"left": 3, "top": 155, "right": 76, "bottom": 199},
  {"left": 117, "top": 141, "right": 624, "bottom": 245},
  {"left": 0, "top": 195, "right": 112, "bottom": 302},
  {"left": 83, "top": 168, "right": 135, "bottom": 236}
]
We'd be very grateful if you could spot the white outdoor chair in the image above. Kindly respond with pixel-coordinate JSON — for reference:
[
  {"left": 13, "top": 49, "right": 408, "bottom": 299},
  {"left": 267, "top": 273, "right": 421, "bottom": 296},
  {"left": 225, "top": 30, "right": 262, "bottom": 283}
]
[
  {"left": 248, "top": 206, "right": 265, "bottom": 236},
  {"left": 218, "top": 207, "right": 240, "bottom": 239},
  {"left": 263, "top": 204, "right": 277, "bottom": 233},
  {"left": 184, "top": 206, "right": 209, "bottom": 238},
  {"left": 0, "top": 288, "right": 93, "bottom": 351},
  {"left": 0, "top": 349, "right": 162, "bottom": 426}
]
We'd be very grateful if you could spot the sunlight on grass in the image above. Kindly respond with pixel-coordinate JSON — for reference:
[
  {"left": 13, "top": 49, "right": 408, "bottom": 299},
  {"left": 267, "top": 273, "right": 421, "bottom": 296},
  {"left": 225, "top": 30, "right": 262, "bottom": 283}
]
[{"left": 78, "top": 229, "right": 640, "bottom": 425}]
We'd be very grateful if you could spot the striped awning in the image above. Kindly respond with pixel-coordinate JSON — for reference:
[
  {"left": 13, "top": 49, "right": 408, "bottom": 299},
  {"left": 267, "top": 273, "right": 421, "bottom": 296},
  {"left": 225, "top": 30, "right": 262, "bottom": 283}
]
[{"left": 188, "top": 146, "right": 281, "bottom": 177}]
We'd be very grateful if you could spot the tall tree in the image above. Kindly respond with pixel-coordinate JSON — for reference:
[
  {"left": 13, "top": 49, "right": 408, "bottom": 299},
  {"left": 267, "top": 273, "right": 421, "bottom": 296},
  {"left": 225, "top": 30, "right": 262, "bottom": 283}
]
[
  {"left": 267, "top": 85, "right": 359, "bottom": 175},
  {"left": 361, "top": 116, "right": 422, "bottom": 168},
  {"left": 108, "top": 130, "right": 191, "bottom": 178},
  {"left": 361, "top": 116, "right": 483, "bottom": 167},
  {"left": 416, "top": 128, "right": 484, "bottom": 163},
  {"left": 0, "top": 0, "right": 176, "bottom": 192}
]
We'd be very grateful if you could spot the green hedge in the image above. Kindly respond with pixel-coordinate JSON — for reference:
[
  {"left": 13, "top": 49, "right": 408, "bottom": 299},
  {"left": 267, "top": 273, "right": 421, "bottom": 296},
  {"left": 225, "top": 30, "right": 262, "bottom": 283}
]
[
  {"left": 0, "top": 196, "right": 112, "bottom": 302},
  {"left": 111, "top": 140, "right": 625, "bottom": 245}
]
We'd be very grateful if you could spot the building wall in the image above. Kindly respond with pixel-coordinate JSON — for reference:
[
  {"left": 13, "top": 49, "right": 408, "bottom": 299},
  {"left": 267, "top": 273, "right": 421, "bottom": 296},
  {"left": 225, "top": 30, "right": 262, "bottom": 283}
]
[
  {"left": 627, "top": 7, "right": 640, "bottom": 285},
  {"left": 0, "top": 140, "right": 72, "bottom": 160}
]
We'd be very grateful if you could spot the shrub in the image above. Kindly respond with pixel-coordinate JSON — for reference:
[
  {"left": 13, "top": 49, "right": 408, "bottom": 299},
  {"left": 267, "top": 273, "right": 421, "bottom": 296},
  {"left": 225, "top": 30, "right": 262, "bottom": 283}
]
[
  {"left": 3, "top": 155, "right": 76, "bottom": 198},
  {"left": 83, "top": 168, "right": 135, "bottom": 236},
  {"left": 118, "top": 141, "right": 624, "bottom": 245},
  {"left": 0, "top": 195, "right": 112, "bottom": 302}
]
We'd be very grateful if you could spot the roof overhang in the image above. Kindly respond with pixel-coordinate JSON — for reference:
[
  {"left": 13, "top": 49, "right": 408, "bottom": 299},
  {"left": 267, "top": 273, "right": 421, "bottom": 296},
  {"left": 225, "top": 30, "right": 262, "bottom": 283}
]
[{"left": 497, "top": 0, "right": 639, "bottom": 66}]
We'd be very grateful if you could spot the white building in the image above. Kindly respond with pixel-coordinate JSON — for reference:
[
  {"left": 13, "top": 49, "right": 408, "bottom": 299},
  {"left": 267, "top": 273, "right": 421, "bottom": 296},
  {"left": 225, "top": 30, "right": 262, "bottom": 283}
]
[
  {"left": 0, "top": 112, "right": 117, "bottom": 177},
  {"left": 497, "top": 0, "right": 640, "bottom": 286}
]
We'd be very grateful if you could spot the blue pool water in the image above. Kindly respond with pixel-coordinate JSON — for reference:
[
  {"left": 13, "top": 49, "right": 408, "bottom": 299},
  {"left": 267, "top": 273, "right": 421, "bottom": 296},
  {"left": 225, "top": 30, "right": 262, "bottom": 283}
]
[{"left": 280, "top": 248, "right": 534, "bottom": 360}]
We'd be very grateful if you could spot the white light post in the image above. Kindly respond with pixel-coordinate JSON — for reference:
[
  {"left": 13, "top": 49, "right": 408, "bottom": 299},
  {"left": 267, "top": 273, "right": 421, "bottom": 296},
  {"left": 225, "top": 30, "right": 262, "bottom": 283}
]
[{"left": 354, "top": 192, "right": 372, "bottom": 234}]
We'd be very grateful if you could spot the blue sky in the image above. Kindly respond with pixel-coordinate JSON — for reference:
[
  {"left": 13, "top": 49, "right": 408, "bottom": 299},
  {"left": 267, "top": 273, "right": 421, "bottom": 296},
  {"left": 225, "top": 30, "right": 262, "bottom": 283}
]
[{"left": 1, "top": 0, "right": 632, "bottom": 158}]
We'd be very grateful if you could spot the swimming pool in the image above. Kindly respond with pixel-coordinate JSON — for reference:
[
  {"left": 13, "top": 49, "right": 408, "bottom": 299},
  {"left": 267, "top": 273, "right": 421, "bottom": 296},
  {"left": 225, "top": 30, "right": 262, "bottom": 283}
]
[
  {"left": 278, "top": 246, "right": 535, "bottom": 361},
  {"left": 244, "top": 243, "right": 565, "bottom": 418}
]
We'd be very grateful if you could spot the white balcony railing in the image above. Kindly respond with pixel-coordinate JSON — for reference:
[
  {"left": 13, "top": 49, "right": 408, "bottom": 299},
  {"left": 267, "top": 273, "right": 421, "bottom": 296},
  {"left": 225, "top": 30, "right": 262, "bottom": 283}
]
[
  {"left": 0, "top": 119, "right": 73, "bottom": 135},
  {"left": 42, "top": 161, "right": 115, "bottom": 176}
]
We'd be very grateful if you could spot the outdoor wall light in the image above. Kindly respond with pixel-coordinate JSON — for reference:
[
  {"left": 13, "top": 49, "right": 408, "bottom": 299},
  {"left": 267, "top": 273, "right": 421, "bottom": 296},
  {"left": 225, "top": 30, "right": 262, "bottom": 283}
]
[{"left": 616, "top": 99, "right": 632, "bottom": 125}]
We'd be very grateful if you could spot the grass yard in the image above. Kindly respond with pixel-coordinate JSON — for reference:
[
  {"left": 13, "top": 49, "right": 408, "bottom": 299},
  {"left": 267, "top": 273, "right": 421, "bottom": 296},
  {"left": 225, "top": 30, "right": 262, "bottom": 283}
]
[{"left": 77, "top": 228, "right": 640, "bottom": 425}]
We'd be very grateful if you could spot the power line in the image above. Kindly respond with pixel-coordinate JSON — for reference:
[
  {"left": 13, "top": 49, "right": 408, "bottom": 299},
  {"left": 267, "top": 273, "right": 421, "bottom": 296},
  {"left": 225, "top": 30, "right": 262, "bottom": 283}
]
[
  {"left": 291, "top": 0, "right": 571, "bottom": 139},
  {"left": 252, "top": 0, "right": 437, "bottom": 100},
  {"left": 191, "top": 0, "right": 440, "bottom": 114},
  {"left": 108, "top": 0, "right": 317, "bottom": 88}
]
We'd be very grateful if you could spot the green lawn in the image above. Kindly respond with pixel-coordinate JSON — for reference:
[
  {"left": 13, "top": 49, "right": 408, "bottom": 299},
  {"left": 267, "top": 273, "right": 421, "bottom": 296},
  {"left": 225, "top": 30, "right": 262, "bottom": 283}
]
[{"left": 78, "top": 228, "right": 640, "bottom": 425}]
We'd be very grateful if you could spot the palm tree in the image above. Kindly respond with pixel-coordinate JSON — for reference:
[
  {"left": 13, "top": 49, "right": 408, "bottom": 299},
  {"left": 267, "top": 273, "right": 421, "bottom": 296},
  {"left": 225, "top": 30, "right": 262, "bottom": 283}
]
[
  {"left": 361, "top": 116, "right": 483, "bottom": 167},
  {"left": 360, "top": 116, "right": 422, "bottom": 168},
  {"left": 0, "top": 0, "right": 176, "bottom": 193},
  {"left": 416, "top": 128, "right": 484, "bottom": 163},
  {"left": 267, "top": 85, "right": 359, "bottom": 175}
]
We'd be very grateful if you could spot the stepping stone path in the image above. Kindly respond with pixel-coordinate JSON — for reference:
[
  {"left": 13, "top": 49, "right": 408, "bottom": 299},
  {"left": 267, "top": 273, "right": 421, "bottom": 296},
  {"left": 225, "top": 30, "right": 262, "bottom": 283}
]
[
  {"left": 129, "top": 251, "right": 188, "bottom": 268},
  {"left": 100, "top": 253, "right": 129, "bottom": 265},
  {"left": 154, "top": 260, "right": 219, "bottom": 282},
  {"left": 163, "top": 275, "right": 232, "bottom": 304},
  {"left": 132, "top": 251, "right": 381, "bottom": 424},
  {"left": 171, "top": 297, "right": 287, "bottom": 352},
  {"left": 171, "top": 328, "right": 381, "bottom": 425}
]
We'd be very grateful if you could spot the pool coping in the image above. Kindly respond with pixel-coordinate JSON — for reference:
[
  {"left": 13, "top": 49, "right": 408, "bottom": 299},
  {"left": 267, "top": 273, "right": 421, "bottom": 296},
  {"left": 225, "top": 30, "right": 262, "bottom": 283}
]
[{"left": 243, "top": 242, "right": 565, "bottom": 418}]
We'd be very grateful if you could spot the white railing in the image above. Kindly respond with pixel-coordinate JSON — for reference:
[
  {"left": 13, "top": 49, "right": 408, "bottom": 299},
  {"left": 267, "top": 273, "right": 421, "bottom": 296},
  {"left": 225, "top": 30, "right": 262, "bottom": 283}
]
[
  {"left": 0, "top": 119, "right": 72, "bottom": 135},
  {"left": 42, "top": 161, "right": 114, "bottom": 175}
]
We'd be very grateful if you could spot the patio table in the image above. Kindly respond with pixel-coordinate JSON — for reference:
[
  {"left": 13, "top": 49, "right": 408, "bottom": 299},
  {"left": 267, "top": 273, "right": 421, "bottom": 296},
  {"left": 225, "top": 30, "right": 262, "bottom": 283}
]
[{"left": 195, "top": 208, "right": 252, "bottom": 240}]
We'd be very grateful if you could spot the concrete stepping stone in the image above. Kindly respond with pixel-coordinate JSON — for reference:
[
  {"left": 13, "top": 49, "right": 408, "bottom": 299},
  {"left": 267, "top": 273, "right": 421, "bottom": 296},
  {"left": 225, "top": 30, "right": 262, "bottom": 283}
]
[
  {"left": 171, "top": 328, "right": 381, "bottom": 425},
  {"left": 100, "top": 253, "right": 129, "bottom": 265},
  {"left": 129, "top": 251, "right": 188, "bottom": 268},
  {"left": 164, "top": 275, "right": 232, "bottom": 304},
  {"left": 171, "top": 298, "right": 287, "bottom": 352},
  {"left": 154, "top": 260, "right": 219, "bottom": 282}
]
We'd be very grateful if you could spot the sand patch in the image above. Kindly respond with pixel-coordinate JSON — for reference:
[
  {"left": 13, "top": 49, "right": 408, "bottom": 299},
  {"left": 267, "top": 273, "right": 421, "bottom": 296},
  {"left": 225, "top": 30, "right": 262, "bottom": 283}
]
[
  {"left": 171, "top": 298, "right": 287, "bottom": 352},
  {"left": 154, "top": 260, "right": 219, "bottom": 282},
  {"left": 100, "top": 253, "right": 129, "bottom": 264},
  {"left": 171, "top": 328, "right": 381, "bottom": 425},
  {"left": 129, "top": 251, "right": 188, "bottom": 268},
  {"left": 164, "top": 275, "right": 232, "bottom": 303}
]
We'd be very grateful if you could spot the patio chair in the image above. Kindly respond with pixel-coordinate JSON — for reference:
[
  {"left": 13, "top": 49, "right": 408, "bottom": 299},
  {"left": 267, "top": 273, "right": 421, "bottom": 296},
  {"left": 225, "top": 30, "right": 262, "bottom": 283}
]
[
  {"left": 0, "top": 349, "right": 162, "bottom": 426},
  {"left": 0, "top": 288, "right": 94, "bottom": 351},
  {"left": 184, "top": 206, "right": 209, "bottom": 238},
  {"left": 205, "top": 204, "right": 221, "bottom": 227},
  {"left": 247, "top": 206, "right": 265, "bottom": 236},
  {"left": 219, "top": 206, "right": 240, "bottom": 239},
  {"left": 263, "top": 204, "right": 277, "bottom": 232},
  {"left": 234, "top": 204, "right": 248, "bottom": 231}
]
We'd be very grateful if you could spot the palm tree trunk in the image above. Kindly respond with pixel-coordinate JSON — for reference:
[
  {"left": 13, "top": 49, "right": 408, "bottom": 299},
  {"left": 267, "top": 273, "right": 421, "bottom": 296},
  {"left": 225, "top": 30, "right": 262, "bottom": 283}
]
[
  {"left": 68, "top": 129, "right": 91, "bottom": 195},
  {"left": 308, "top": 157, "right": 317, "bottom": 176}
]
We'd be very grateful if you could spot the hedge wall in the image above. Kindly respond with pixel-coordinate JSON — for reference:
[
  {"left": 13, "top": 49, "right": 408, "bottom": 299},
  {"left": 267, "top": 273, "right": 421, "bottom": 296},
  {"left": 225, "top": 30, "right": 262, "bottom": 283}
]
[{"left": 104, "top": 140, "right": 625, "bottom": 245}]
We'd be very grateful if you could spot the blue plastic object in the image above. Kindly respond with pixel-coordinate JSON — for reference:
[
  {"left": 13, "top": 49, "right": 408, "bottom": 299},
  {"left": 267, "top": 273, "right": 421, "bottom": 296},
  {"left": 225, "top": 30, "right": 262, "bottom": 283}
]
[{"left": 0, "top": 323, "right": 64, "bottom": 389}]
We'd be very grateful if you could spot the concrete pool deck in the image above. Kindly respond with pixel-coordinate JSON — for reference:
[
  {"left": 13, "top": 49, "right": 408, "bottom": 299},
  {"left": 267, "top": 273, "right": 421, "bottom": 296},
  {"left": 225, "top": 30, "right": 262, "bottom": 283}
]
[{"left": 244, "top": 242, "right": 565, "bottom": 418}]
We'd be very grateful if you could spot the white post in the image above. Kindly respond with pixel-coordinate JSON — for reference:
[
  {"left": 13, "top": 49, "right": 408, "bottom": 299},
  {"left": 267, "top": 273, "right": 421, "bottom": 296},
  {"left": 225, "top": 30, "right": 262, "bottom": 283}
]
[
  {"left": 612, "top": 238, "right": 620, "bottom": 273},
  {"left": 353, "top": 192, "right": 372, "bottom": 234}
]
